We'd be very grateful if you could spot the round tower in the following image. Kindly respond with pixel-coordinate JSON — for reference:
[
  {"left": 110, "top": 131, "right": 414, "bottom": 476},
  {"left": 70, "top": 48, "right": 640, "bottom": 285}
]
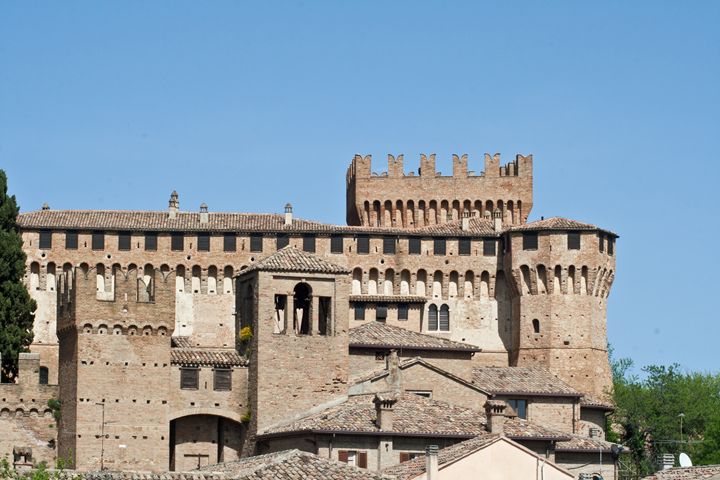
[{"left": 503, "top": 219, "right": 617, "bottom": 399}]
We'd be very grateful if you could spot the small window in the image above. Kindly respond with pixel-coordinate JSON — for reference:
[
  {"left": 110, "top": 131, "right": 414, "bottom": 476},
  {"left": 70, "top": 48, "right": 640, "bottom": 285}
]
[
  {"left": 303, "top": 236, "right": 316, "bottom": 252},
  {"left": 171, "top": 233, "right": 184, "bottom": 251},
  {"left": 354, "top": 304, "right": 365, "bottom": 321},
  {"left": 383, "top": 237, "right": 396, "bottom": 254},
  {"left": 91, "top": 231, "right": 105, "bottom": 250},
  {"left": 428, "top": 304, "right": 438, "bottom": 331},
  {"left": 39, "top": 230, "right": 52, "bottom": 249},
  {"left": 532, "top": 318, "right": 540, "bottom": 334},
  {"left": 398, "top": 303, "right": 408, "bottom": 321},
  {"left": 118, "top": 233, "right": 131, "bottom": 251},
  {"left": 144, "top": 232, "right": 157, "bottom": 251},
  {"left": 376, "top": 305, "right": 387, "bottom": 322},
  {"left": 180, "top": 368, "right": 199, "bottom": 390},
  {"left": 599, "top": 234, "right": 605, "bottom": 253},
  {"left": 567, "top": 232, "right": 581, "bottom": 250},
  {"left": 357, "top": 235, "right": 369, "bottom": 254},
  {"left": 65, "top": 231, "right": 78, "bottom": 249},
  {"left": 507, "top": 399, "right": 528, "bottom": 419},
  {"left": 407, "top": 391, "right": 432, "bottom": 399},
  {"left": 338, "top": 451, "right": 367, "bottom": 469},
  {"left": 330, "top": 235, "right": 344, "bottom": 253},
  {"left": 375, "top": 351, "right": 385, "bottom": 361},
  {"left": 399, "top": 452, "right": 423, "bottom": 463},
  {"left": 608, "top": 237, "right": 614, "bottom": 256},
  {"left": 522, "top": 232, "right": 538, "bottom": 250},
  {"left": 250, "top": 234, "right": 263, "bottom": 252},
  {"left": 213, "top": 369, "right": 232, "bottom": 391},
  {"left": 483, "top": 238, "right": 496, "bottom": 256},
  {"left": 439, "top": 304, "right": 450, "bottom": 331},
  {"left": 276, "top": 234, "right": 289, "bottom": 249},
  {"left": 223, "top": 234, "right": 236, "bottom": 252},
  {"left": 458, "top": 238, "right": 471, "bottom": 255},
  {"left": 408, "top": 237, "right": 421, "bottom": 255},
  {"left": 433, "top": 238, "right": 446, "bottom": 255},
  {"left": 198, "top": 233, "right": 210, "bottom": 252},
  {"left": 39, "top": 367, "right": 49, "bottom": 385}
]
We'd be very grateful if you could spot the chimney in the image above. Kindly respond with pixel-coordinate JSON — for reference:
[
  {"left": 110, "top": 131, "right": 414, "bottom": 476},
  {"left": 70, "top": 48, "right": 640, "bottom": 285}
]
[
  {"left": 284, "top": 203, "right": 293, "bottom": 226},
  {"left": 18, "top": 353, "right": 40, "bottom": 386},
  {"left": 484, "top": 400, "right": 510, "bottom": 435},
  {"left": 425, "top": 445, "right": 439, "bottom": 480},
  {"left": 199, "top": 203, "right": 209, "bottom": 224},
  {"left": 589, "top": 427, "right": 602, "bottom": 439},
  {"left": 374, "top": 392, "right": 398, "bottom": 431},
  {"left": 387, "top": 349, "right": 400, "bottom": 390},
  {"left": 493, "top": 208, "right": 503, "bottom": 232},
  {"left": 168, "top": 191, "right": 179, "bottom": 219},
  {"left": 461, "top": 210, "right": 471, "bottom": 231},
  {"left": 41, "top": 203, "right": 50, "bottom": 211}
]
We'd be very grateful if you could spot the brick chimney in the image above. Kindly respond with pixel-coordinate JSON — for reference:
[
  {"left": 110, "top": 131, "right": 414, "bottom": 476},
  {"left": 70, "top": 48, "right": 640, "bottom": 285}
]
[
  {"left": 387, "top": 349, "right": 400, "bottom": 391},
  {"left": 374, "top": 392, "right": 398, "bottom": 431},
  {"left": 168, "top": 191, "right": 179, "bottom": 219},
  {"left": 284, "top": 203, "right": 293, "bottom": 226},
  {"left": 199, "top": 203, "right": 209, "bottom": 224},
  {"left": 492, "top": 208, "right": 503, "bottom": 232},
  {"left": 461, "top": 210, "right": 471, "bottom": 231},
  {"left": 484, "top": 399, "right": 510, "bottom": 435},
  {"left": 425, "top": 445, "right": 439, "bottom": 480}
]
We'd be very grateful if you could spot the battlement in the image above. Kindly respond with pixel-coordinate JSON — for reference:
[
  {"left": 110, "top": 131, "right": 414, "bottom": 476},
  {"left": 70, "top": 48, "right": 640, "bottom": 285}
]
[{"left": 346, "top": 153, "right": 534, "bottom": 227}]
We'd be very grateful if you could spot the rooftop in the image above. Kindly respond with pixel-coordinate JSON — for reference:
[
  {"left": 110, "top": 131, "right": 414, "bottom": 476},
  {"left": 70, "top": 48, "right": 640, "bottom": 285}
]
[
  {"left": 171, "top": 336, "right": 247, "bottom": 368},
  {"left": 505, "top": 216, "right": 617, "bottom": 236},
  {"left": 472, "top": 366, "right": 581, "bottom": 397},
  {"left": 642, "top": 465, "right": 720, "bottom": 480},
  {"left": 239, "top": 245, "right": 349, "bottom": 275},
  {"left": 350, "top": 322, "right": 481, "bottom": 352}
]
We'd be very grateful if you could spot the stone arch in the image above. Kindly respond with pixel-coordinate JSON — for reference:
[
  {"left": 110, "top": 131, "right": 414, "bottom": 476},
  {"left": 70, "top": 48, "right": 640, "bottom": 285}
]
[
  {"left": 480, "top": 271, "right": 490, "bottom": 299},
  {"left": 168, "top": 412, "right": 244, "bottom": 471},
  {"left": 207, "top": 266, "right": 218, "bottom": 294},
  {"left": 351, "top": 268, "right": 363, "bottom": 295},
  {"left": 191, "top": 265, "right": 201, "bottom": 294},
  {"left": 440, "top": 200, "right": 449, "bottom": 223},
  {"left": 384, "top": 200, "right": 393, "bottom": 226},
  {"left": 428, "top": 200, "right": 437, "bottom": 225},
  {"left": 485, "top": 200, "right": 494, "bottom": 216},
  {"left": 293, "top": 282, "right": 312, "bottom": 335},
  {"left": 400, "top": 269, "right": 410, "bottom": 295},
  {"left": 553, "top": 265, "right": 562, "bottom": 295},
  {"left": 451, "top": 200, "right": 460, "bottom": 221},
  {"left": 363, "top": 201, "right": 371, "bottom": 225},
  {"left": 373, "top": 201, "right": 381, "bottom": 227},
  {"left": 417, "top": 200, "right": 426, "bottom": 227},
  {"left": 406, "top": 200, "right": 415, "bottom": 227},
  {"left": 448, "top": 271, "right": 459, "bottom": 298},
  {"left": 568, "top": 265, "right": 576, "bottom": 295},
  {"left": 368, "top": 268, "right": 379, "bottom": 295},
  {"left": 142, "top": 325, "right": 153, "bottom": 336},
  {"left": 432, "top": 270, "right": 443, "bottom": 299},
  {"left": 96, "top": 263, "right": 106, "bottom": 293},
  {"left": 160, "top": 264, "right": 171, "bottom": 280},
  {"left": 97, "top": 324, "right": 108, "bottom": 335},
  {"left": 223, "top": 266, "right": 234, "bottom": 294},
  {"left": 536, "top": 265, "right": 548, "bottom": 294},
  {"left": 176, "top": 265, "right": 186, "bottom": 293},
  {"left": 474, "top": 200, "right": 483, "bottom": 218},
  {"left": 384, "top": 268, "right": 395, "bottom": 295},
  {"left": 112, "top": 324, "right": 123, "bottom": 335},
  {"left": 29, "top": 262, "right": 40, "bottom": 290},
  {"left": 507, "top": 200, "right": 515, "bottom": 225},
  {"left": 463, "top": 199, "right": 472, "bottom": 218},
  {"left": 464, "top": 271, "right": 474, "bottom": 299},
  {"left": 416, "top": 269, "right": 427, "bottom": 297},
  {"left": 138, "top": 264, "right": 155, "bottom": 302},
  {"left": 46, "top": 262, "right": 56, "bottom": 292},
  {"left": 395, "top": 200, "right": 404, "bottom": 227},
  {"left": 520, "top": 265, "right": 532, "bottom": 295}
]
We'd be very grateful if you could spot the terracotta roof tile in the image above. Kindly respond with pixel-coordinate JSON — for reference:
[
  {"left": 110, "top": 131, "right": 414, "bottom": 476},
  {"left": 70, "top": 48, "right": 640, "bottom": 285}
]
[
  {"left": 641, "top": 465, "right": 720, "bottom": 480},
  {"left": 260, "top": 393, "right": 569, "bottom": 442},
  {"left": 171, "top": 347, "right": 248, "bottom": 367},
  {"left": 472, "top": 366, "right": 581, "bottom": 397},
  {"left": 241, "top": 245, "right": 349, "bottom": 274},
  {"left": 580, "top": 393, "right": 615, "bottom": 410},
  {"left": 555, "top": 433, "right": 626, "bottom": 453},
  {"left": 349, "top": 295, "right": 427, "bottom": 304},
  {"left": 350, "top": 322, "right": 480, "bottom": 352},
  {"left": 505, "top": 216, "right": 617, "bottom": 236}
]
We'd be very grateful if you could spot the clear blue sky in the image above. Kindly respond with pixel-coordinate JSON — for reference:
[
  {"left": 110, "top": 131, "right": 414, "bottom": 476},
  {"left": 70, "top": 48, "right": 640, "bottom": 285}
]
[{"left": 1, "top": 2, "right": 718, "bottom": 374}]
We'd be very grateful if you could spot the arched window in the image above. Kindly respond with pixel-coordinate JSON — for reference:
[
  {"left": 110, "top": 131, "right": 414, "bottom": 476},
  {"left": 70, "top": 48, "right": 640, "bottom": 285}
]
[
  {"left": 29, "top": 262, "right": 40, "bottom": 291},
  {"left": 520, "top": 265, "right": 532, "bottom": 295},
  {"left": 480, "top": 271, "right": 490, "bottom": 299},
  {"left": 293, "top": 282, "right": 312, "bottom": 335},
  {"left": 448, "top": 271, "right": 458, "bottom": 298},
  {"left": 428, "top": 304, "right": 438, "bottom": 331},
  {"left": 191, "top": 266, "right": 201, "bottom": 294},
  {"left": 439, "top": 304, "right": 450, "bottom": 331},
  {"left": 400, "top": 270, "right": 410, "bottom": 295},
  {"left": 207, "top": 266, "right": 218, "bottom": 294},
  {"left": 532, "top": 319, "right": 540, "bottom": 334},
  {"left": 464, "top": 271, "right": 474, "bottom": 299},
  {"left": 568, "top": 265, "right": 576, "bottom": 295},
  {"left": 384, "top": 269, "right": 394, "bottom": 295},
  {"left": 368, "top": 269, "right": 378, "bottom": 295},
  {"left": 223, "top": 266, "right": 234, "bottom": 294},
  {"left": 46, "top": 262, "right": 56, "bottom": 292},
  {"left": 176, "top": 265, "right": 186, "bottom": 293},
  {"left": 553, "top": 266, "right": 562, "bottom": 294},
  {"left": 416, "top": 270, "right": 427, "bottom": 297}
]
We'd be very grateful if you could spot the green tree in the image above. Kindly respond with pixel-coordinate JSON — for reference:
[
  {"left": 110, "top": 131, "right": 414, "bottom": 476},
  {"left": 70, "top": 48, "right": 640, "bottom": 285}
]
[{"left": 0, "top": 169, "right": 36, "bottom": 382}]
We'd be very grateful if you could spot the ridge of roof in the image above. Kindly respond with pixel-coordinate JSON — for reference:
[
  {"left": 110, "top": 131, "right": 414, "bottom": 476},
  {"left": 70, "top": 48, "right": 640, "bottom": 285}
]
[
  {"left": 240, "top": 245, "right": 349, "bottom": 275},
  {"left": 505, "top": 216, "right": 617, "bottom": 236},
  {"left": 472, "top": 366, "right": 581, "bottom": 397},
  {"left": 349, "top": 322, "right": 481, "bottom": 352}
]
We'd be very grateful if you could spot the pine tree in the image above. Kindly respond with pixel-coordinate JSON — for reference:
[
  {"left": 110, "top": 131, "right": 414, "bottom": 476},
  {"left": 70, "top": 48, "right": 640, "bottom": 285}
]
[{"left": 0, "top": 169, "right": 36, "bottom": 382}]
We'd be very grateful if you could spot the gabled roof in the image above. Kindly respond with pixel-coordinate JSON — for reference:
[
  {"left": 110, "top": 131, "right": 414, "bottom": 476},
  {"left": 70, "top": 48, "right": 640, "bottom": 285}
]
[
  {"left": 472, "top": 366, "right": 581, "bottom": 397},
  {"left": 240, "top": 245, "right": 349, "bottom": 275},
  {"left": 641, "top": 465, "right": 720, "bottom": 480},
  {"left": 505, "top": 216, "right": 617, "bottom": 236},
  {"left": 350, "top": 322, "right": 481, "bottom": 352},
  {"left": 259, "top": 392, "right": 570, "bottom": 442}
]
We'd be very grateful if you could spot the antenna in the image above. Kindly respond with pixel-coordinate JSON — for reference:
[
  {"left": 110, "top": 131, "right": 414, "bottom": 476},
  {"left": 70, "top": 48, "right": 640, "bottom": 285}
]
[{"left": 679, "top": 452, "right": 693, "bottom": 468}]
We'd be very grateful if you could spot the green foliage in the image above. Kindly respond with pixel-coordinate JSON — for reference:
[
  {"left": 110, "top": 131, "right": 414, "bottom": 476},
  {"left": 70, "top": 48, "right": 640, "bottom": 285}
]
[
  {"left": 47, "top": 398, "right": 61, "bottom": 422},
  {"left": 610, "top": 349, "right": 720, "bottom": 476},
  {"left": 241, "top": 407, "right": 252, "bottom": 423},
  {"left": 0, "top": 170, "right": 36, "bottom": 382},
  {"left": 0, "top": 456, "right": 79, "bottom": 479}
]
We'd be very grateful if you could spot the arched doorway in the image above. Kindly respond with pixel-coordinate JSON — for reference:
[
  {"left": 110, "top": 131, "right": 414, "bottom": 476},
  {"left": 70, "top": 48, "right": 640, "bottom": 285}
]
[{"left": 169, "top": 414, "right": 244, "bottom": 471}]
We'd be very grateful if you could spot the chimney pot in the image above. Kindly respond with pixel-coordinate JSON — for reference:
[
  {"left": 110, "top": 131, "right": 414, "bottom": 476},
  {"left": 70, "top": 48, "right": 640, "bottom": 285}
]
[
  {"left": 284, "top": 203, "right": 293, "bottom": 226},
  {"left": 41, "top": 203, "right": 50, "bottom": 211},
  {"left": 199, "top": 203, "right": 209, "bottom": 224},
  {"left": 373, "top": 393, "right": 398, "bottom": 431},
  {"left": 484, "top": 399, "right": 510, "bottom": 435},
  {"left": 425, "top": 445, "right": 439, "bottom": 480},
  {"left": 493, "top": 208, "right": 503, "bottom": 232},
  {"left": 168, "top": 191, "right": 179, "bottom": 219}
]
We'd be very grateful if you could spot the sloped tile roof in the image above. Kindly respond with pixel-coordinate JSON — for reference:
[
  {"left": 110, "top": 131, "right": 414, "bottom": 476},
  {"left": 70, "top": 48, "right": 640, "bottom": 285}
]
[
  {"left": 505, "top": 216, "right": 617, "bottom": 236},
  {"left": 260, "top": 392, "right": 569, "bottom": 442},
  {"left": 411, "top": 217, "right": 496, "bottom": 236},
  {"left": 382, "top": 433, "right": 500, "bottom": 479},
  {"left": 580, "top": 393, "right": 615, "bottom": 410},
  {"left": 241, "top": 245, "right": 349, "bottom": 274},
  {"left": 171, "top": 347, "right": 248, "bottom": 367},
  {"left": 65, "top": 472, "right": 226, "bottom": 480},
  {"left": 472, "top": 366, "right": 581, "bottom": 397},
  {"left": 350, "top": 322, "right": 481, "bottom": 352},
  {"left": 349, "top": 295, "right": 427, "bottom": 304},
  {"left": 555, "top": 433, "right": 627, "bottom": 453},
  {"left": 171, "top": 336, "right": 194, "bottom": 348},
  {"left": 641, "top": 465, "right": 720, "bottom": 480}
]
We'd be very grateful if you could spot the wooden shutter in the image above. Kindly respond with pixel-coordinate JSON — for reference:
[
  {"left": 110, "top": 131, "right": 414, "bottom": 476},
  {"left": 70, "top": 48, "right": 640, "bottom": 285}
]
[
  {"left": 250, "top": 235, "right": 263, "bottom": 252},
  {"left": 65, "top": 231, "right": 78, "bottom": 249},
  {"left": 376, "top": 305, "right": 387, "bottom": 321},
  {"left": 276, "top": 234, "right": 289, "bottom": 249},
  {"left": 523, "top": 233, "right": 538, "bottom": 250},
  {"left": 357, "top": 235, "right": 369, "bottom": 254},
  {"left": 433, "top": 238, "right": 446, "bottom": 255},
  {"left": 567, "top": 232, "right": 581, "bottom": 250},
  {"left": 224, "top": 234, "right": 236, "bottom": 252},
  {"left": 171, "top": 233, "right": 184, "bottom": 251},
  {"left": 338, "top": 451, "right": 349, "bottom": 463},
  {"left": 92, "top": 231, "right": 105, "bottom": 250},
  {"left": 408, "top": 237, "right": 421, "bottom": 254},
  {"left": 180, "top": 368, "right": 199, "bottom": 389},
  {"left": 213, "top": 369, "right": 232, "bottom": 391},
  {"left": 399, "top": 452, "right": 410, "bottom": 463},
  {"left": 198, "top": 233, "right": 210, "bottom": 251},
  {"left": 398, "top": 303, "right": 408, "bottom": 321},
  {"left": 303, "top": 236, "right": 316, "bottom": 252},
  {"left": 458, "top": 238, "right": 471, "bottom": 255},
  {"left": 331, "top": 235, "right": 343, "bottom": 253},
  {"left": 357, "top": 451, "right": 367, "bottom": 469},
  {"left": 439, "top": 305, "right": 450, "bottom": 331},
  {"left": 383, "top": 237, "right": 396, "bottom": 254},
  {"left": 144, "top": 232, "right": 157, "bottom": 251},
  {"left": 39, "top": 230, "right": 52, "bottom": 249},
  {"left": 483, "top": 238, "right": 496, "bottom": 256}
]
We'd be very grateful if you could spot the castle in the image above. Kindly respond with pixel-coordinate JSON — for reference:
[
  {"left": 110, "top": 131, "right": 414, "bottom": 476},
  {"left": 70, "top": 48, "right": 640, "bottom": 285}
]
[{"left": 2, "top": 153, "right": 618, "bottom": 478}]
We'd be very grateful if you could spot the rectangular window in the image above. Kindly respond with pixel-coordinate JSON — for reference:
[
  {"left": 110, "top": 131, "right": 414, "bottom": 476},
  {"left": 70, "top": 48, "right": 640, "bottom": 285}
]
[
  {"left": 507, "top": 399, "right": 528, "bottom": 419},
  {"left": 39, "top": 230, "right": 52, "bottom": 249},
  {"left": 376, "top": 305, "right": 387, "bottom": 322},
  {"left": 91, "top": 231, "right": 105, "bottom": 250},
  {"left": 144, "top": 232, "right": 157, "bottom": 251},
  {"left": 399, "top": 452, "right": 423, "bottom": 463},
  {"left": 433, "top": 238, "right": 446, "bottom": 255},
  {"left": 180, "top": 368, "right": 199, "bottom": 390},
  {"left": 118, "top": 233, "right": 131, "bottom": 251},
  {"left": 439, "top": 306, "right": 450, "bottom": 331},
  {"left": 398, "top": 303, "right": 409, "bottom": 321},
  {"left": 213, "top": 369, "right": 232, "bottom": 391},
  {"left": 276, "top": 234, "right": 289, "bottom": 249},
  {"left": 567, "top": 232, "right": 581, "bottom": 250},
  {"left": 338, "top": 451, "right": 367, "bottom": 469},
  {"left": 303, "top": 235, "right": 316, "bottom": 252},
  {"left": 599, "top": 234, "right": 605, "bottom": 253},
  {"left": 407, "top": 390, "right": 432, "bottom": 399},
  {"left": 458, "top": 238, "right": 471, "bottom": 255},
  {"left": 198, "top": 233, "right": 210, "bottom": 252},
  {"left": 408, "top": 237, "right": 421, "bottom": 255},
  {"left": 357, "top": 235, "right": 369, "bottom": 254},
  {"left": 224, "top": 234, "right": 236, "bottom": 252},
  {"left": 330, "top": 235, "right": 344, "bottom": 253},
  {"left": 483, "top": 238, "right": 496, "bottom": 256},
  {"left": 354, "top": 304, "right": 365, "bottom": 321},
  {"left": 383, "top": 237, "right": 396, "bottom": 254},
  {"left": 522, "top": 232, "right": 538, "bottom": 250},
  {"left": 250, "top": 234, "right": 263, "bottom": 252},
  {"left": 608, "top": 237, "right": 614, "bottom": 256},
  {"left": 65, "top": 231, "right": 78, "bottom": 249},
  {"left": 171, "top": 233, "right": 184, "bottom": 251}
]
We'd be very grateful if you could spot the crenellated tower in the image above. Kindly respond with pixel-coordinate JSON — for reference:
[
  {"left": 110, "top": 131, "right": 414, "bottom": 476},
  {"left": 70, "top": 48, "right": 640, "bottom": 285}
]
[
  {"left": 56, "top": 264, "right": 175, "bottom": 471},
  {"left": 503, "top": 219, "right": 617, "bottom": 399},
  {"left": 346, "top": 153, "right": 533, "bottom": 228}
]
